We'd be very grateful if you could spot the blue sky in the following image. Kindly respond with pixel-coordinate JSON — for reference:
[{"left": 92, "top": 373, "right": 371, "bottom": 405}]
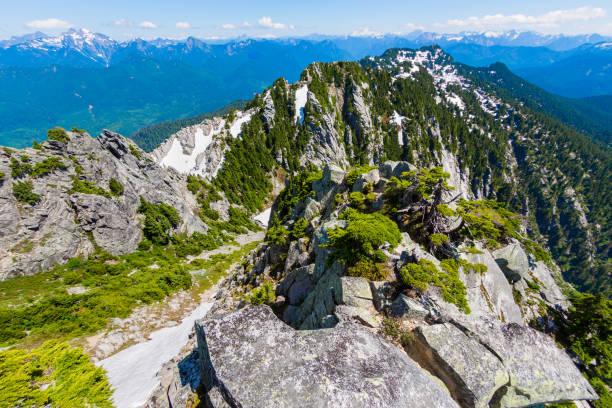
[{"left": 1, "top": 0, "right": 611, "bottom": 40}]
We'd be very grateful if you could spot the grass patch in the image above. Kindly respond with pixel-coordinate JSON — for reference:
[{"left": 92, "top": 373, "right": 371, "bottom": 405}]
[{"left": 0, "top": 340, "right": 112, "bottom": 408}]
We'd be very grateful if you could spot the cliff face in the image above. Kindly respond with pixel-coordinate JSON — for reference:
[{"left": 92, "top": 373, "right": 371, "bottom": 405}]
[
  {"left": 190, "top": 163, "right": 596, "bottom": 408},
  {"left": 0, "top": 129, "right": 205, "bottom": 280}
]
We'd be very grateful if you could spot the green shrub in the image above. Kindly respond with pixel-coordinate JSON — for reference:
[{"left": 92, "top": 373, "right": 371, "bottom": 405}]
[
  {"left": 31, "top": 157, "right": 67, "bottom": 178},
  {"left": 274, "top": 168, "right": 322, "bottom": 222},
  {"left": 10, "top": 157, "right": 32, "bottom": 178},
  {"left": 291, "top": 218, "right": 308, "bottom": 240},
  {"left": 32, "top": 140, "right": 43, "bottom": 150},
  {"left": 0, "top": 171, "right": 4, "bottom": 184},
  {"left": 400, "top": 259, "right": 470, "bottom": 313},
  {"left": 12, "top": 181, "right": 40, "bottom": 205},
  {"left": 430, "top": 233, "right": 449, "bottom": 246},
  {"left": 265, "top": 215, "right": 289, "bottom": 246},
  {"left": 325, "top": 208, "right": 401, "bottom": 278},
  {"left": 71, "top": 126, "right": 86, "bottom": 133},
  {"left": 138, "top": 197, "right": 181, "bottom": 245},
  {"left": 129, "top": 144, "right": 142, "bottom": 160},
  {"left": 345, "top": 165, "right": 377, "bottom": 186},
  {"left": 70, "top": 177, "right": 110, "bottom": 198},
  {"left": 47, "top": 128, "right": 69, "bottom": 143},
  {"left": 108, "top": 178, "right": 124, "bottom": 196},
  {"left": 0, "top": 341, "right": 113, "bottom": 408},
  {"left": 250, "top": 282, "right": 276, "bottom": 305}
]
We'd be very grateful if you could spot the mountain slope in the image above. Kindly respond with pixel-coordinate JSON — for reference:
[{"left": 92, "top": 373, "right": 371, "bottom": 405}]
[
  {"left": 515, "top": 42, "right": 612, "bottom": 97},
  {"left": 152, "top": 46, "right": 612, "bottom": 296}
]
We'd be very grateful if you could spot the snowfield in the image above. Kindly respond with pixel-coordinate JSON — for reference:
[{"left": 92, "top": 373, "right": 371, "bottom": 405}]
[{"left": 98, "top": 302, "right": 213, "bottom": 408}]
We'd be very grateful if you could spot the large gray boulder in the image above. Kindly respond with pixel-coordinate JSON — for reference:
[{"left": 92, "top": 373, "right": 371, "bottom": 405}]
[
  {"left": 195, "top": 306, "right": 459, "bottom": 408},
  {"left": 411, "top": 323, "right": 509, "bottom": 408},
  {"left": 453, "top": 317, "right": 598, "bottom": 407}
]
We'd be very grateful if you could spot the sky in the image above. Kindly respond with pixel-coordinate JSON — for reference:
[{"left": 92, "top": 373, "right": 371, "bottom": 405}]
[{"left": 1, "top": 0, "right": 611, "bottom": 40}]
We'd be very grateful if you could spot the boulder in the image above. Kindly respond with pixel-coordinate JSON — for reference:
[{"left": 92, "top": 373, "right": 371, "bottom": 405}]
[
  {"left": 391, "top": 294, "right": 429, "bottom": 319},
  {"left": 339, "top": 276, "right": 374, "bottom": 308},
  {"left": 493, "top": 243, "right": 529, "bottom": 283},
  {"left": 369, "top": 280, "right": 395, "bottom": 311},
  {"left": 454, "top": 317, "right": 598, "bottom": 407},
  {"left": 195, "top": 306, "right": 459, "bottom": 408},
  {"left": 411, "top": 323, "right": 509, "bottom": 408},
  {"left": 353, "top": 169, "right": 380, "bottom": 192}
]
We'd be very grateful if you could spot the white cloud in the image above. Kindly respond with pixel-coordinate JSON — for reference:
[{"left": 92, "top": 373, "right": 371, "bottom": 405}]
[
  {"left": 139, "top": 21, "right": 158, "bottom": 29},
  {"left": 258, "top": 16, "right": 294, "bottom": 29},
  {"left": 113, "top": 18, "right": 131, "bottom": 27},
  {"left": 351, "top": 27, "right": 383, "bottom": 37},
  {"left": 439, "top": 6, "right": 607, "bottom": 30},
  {"left": 221, "top": 22, "right": 251, "bottom": 29},
  {"left": 403, "top": 22, "right": 424, "bottom": 32},
  {"left": 176, "top": 21, "right": 190, "bottom": 29},
  {"left": 26, "top": 18, "right": 72, "bottom": 29}
]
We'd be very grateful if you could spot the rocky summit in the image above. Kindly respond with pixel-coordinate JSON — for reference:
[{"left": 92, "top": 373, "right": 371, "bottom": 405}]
[{"left": 184, "top": 162, "right": 598, "bottom": 408}]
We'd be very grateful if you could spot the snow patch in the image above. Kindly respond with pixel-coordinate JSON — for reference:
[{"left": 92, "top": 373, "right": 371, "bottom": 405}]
[
  {"left": 254, "top": 207, "right": 272, "bottom": 227},
  {"left": 98, "top": 302, "right": 213, "bottom": 408},
  {"left": 390, "top": 111, "right": 405, "bottom": 146},
  {"left": 294, "top": 85, "right": 308, "bottom": 124},
  {"left": 229, "top": 111, "right": 252, "bottom": 138}
]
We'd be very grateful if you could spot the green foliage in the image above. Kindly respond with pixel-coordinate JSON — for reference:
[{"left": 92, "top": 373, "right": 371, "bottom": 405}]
[
  {"left": 12, "top": 181, "right": 40, "bottom": 205},
  {"left": 71, "top": 126, "right": 86, "bottom": 133},
  {"left": 70, "top": 177, "right": 111, "bottom": 198},
  {"left": 290, "top": 218, "right": 308, "bottom": 240},
  {"left": 382, "top": 317, "right": 414, "bottom": 345},
  {"left": 31, "top": 157, "right": 67, "bottom": 178},
  {"left": 10, "top": 157, "right": 32, "bottom": 178},
  {"left": 265, "top": 215, "right": 289, "bottom": 246},
  {"left": 250, "top": 282, "right": 276, "bottom": 306},
  {"left": 47, "top": 128, "right": 69, "bottom": 143},
  {"left": 0, "top": 171, "right": 4, "bottom": 184},
  {"left": 456, "top": 199, "right": 521, "bottom": 246},
  {"left": 108, "top": 177, "right": 124, "bottom": 196},
  {"left": 430, "top": 233, "right": 449, "bottom": 246},
  {"left": 400, "top": 259, "right": 470, "bottom": 313},
  {"left": 32, "top": 140, "right": 43, "bottom": 150},
  {"left": 345, "top": 165, "right": 377, "bottom": 186},
  {"left": 129, "top": 144, "right": 142, "bottom": 160},
  {"left": 138, "top": 197, "right": 181, "bottom": 245},
  {"left": 274, "top": 168, "right": 322, "bottom": 222},
  {"left": 186, "top": 175, "right": 203, "bottom": 195},
  {"left": 0, "top": 341, "right": 113, "bottom": 408},
  {"left": 325, "top": 208, "right": 400, "bottom": 279},
  {"left": 348, "top": 191, "right": 366, "bottom": 210},
  {"left": 560, "top": 293, "right": 611, "bottom": 380},
  {"left": 0, "top": 245, "right": 195, "bottom": 345},
  {"left": 212, "top": 113, "right": 276, "bottom": 213},
  {"left": 553, "top": 293, "right": 612, "bottom": 407}
]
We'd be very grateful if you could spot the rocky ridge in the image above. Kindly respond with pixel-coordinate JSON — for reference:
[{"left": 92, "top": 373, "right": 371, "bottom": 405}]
[
  {"left": 157, "top": 162, "right": 597, "bottom": 408},
  {"left": 150, "top": 45, "right": 609, "bottom": 296},
  {"left": 0, "top": 129, "right": 206, "bottom": 280}
]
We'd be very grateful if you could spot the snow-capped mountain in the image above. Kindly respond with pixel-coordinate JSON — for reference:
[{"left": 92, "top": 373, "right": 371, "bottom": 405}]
[
  {"left": 411, "top": 30, "right": 612, "bottom": 50},
  {"left": 0, "top": 28, "right": 118, "bottom": 67}
]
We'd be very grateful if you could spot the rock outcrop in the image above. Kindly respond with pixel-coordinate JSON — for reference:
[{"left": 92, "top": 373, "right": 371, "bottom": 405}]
[
  {"left": 0, "top": 129, "right": 205, "bottom": 280},
  {"left": 195, "top": 305, "right": 460, "bottom": 408},
  {"left": 198, "top": 163, "right": 596, "bottom": 408}
]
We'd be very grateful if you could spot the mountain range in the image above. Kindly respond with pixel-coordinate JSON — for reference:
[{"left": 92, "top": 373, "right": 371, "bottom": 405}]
[{"left": 0, "top": 29, "right": 611, "bottom": 148}]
